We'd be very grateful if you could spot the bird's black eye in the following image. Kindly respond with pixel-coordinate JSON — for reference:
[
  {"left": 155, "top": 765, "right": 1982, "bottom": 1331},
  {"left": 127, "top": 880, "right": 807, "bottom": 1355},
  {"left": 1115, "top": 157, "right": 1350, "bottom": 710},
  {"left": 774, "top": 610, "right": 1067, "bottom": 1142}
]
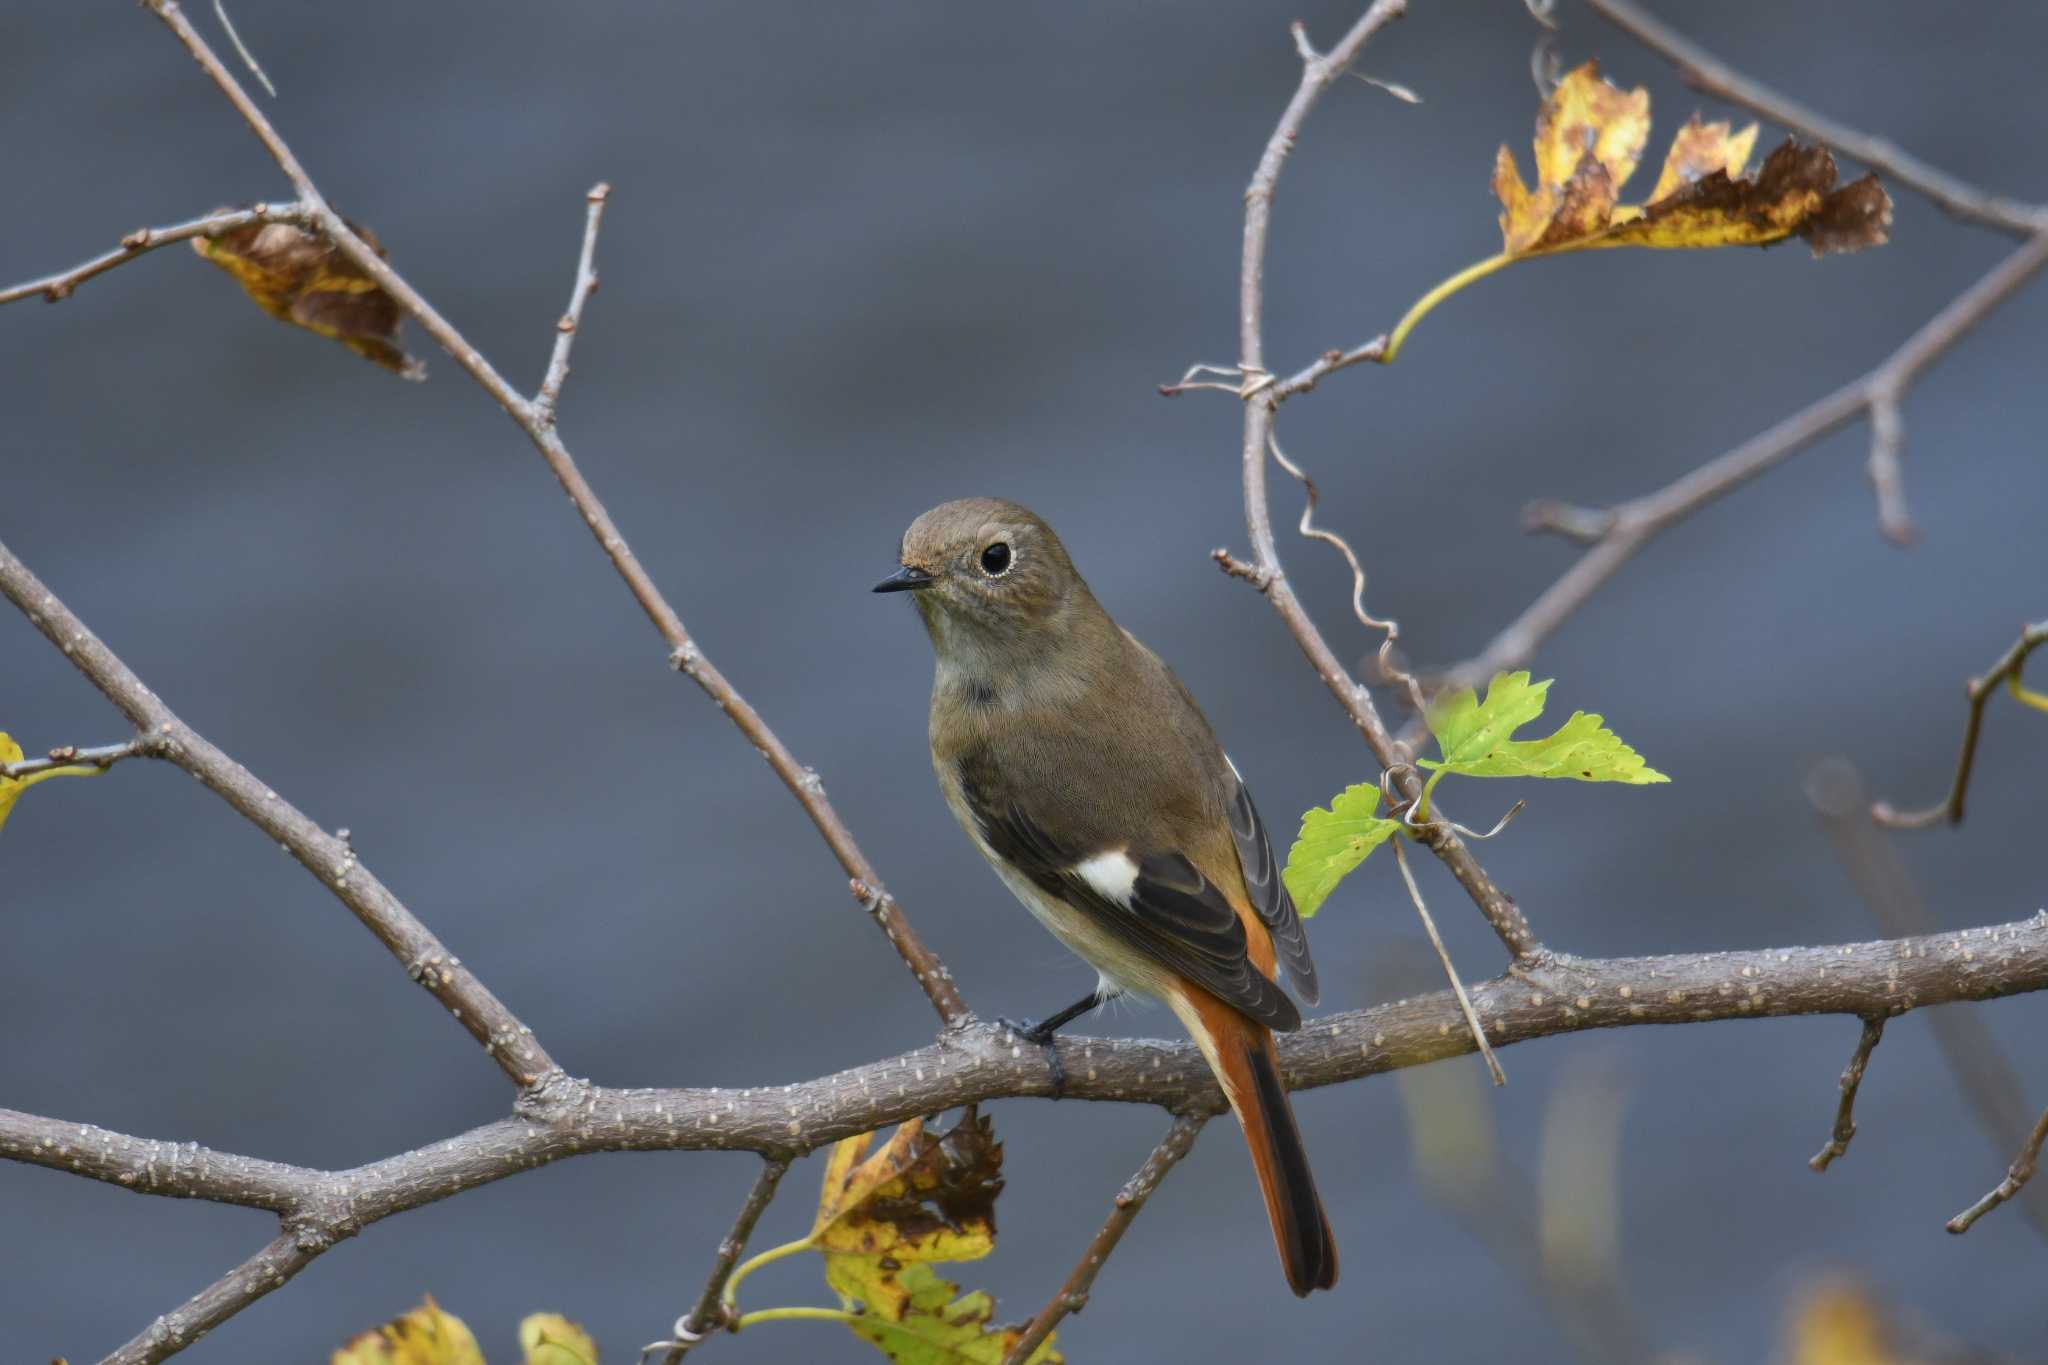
[{"left": 978, "top": 541, "right": 1012, "bottom": 577}]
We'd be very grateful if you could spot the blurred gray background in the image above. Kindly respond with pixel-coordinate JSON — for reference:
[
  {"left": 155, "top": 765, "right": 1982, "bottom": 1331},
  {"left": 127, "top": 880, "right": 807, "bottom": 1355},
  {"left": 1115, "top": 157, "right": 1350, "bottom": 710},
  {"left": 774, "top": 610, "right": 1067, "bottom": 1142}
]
[{"left": 5, "top": 2, "right": 2045, "bottom": 1361}]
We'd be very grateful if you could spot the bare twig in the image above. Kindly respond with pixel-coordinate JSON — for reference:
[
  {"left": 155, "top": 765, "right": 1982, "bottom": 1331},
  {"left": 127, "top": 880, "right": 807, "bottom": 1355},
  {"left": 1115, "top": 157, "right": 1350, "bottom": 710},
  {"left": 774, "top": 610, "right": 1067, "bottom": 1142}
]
[
  {"left": 1864, "top": 392, "right": 1915, "bottom": 547},
  {"left": 1001, "top": 1114, "right": 1207, "bottom": 1365},
  {"left": 140, "top": 0, "right": 967, "bottom": 1028},
  {"left": 1949, "top": 1106, "right": 2048, "bottom": 1235},
  {"left": 652, "top": 1157, "right": 793, "bottom": 1362},
  {"left": 1583, "top": 0, "right": 2048, "bottom": 239},
  {"left": 1391, "top": 836, "right": 1506, "bottom": 1086},
  {"left": 533, "top": 182, "right": 609, "bottom": 426},
  {"left": 1808, "top": 1017, "right": 1885, "bottom": 1171},
  {"left": 104, "top": 1232, "right": 318, "bottom": 1365},
  {"left": 1221, "top": 3, "right": 1542, "bottom": 965},
  {"left": 210, "top": 0, "right": 275, "bottom": 98},
  {"left": 1, "top": 739, "right": 145, "bottom": 781},
  {"left": 1807, "top": 758, "right": 2048, "bottom": 1238},
  {"left": 0, "top": 202, "right": 309, "bottom": 305},
  {"left": 0, "top": 538, "right": 556, "bottom": 1090},
  {"left": 1872, "top": 622, "right": 2048, "bottom": 829},
  {"left": 1451, "top": 231, "right": 2048, "bottom": 690}
]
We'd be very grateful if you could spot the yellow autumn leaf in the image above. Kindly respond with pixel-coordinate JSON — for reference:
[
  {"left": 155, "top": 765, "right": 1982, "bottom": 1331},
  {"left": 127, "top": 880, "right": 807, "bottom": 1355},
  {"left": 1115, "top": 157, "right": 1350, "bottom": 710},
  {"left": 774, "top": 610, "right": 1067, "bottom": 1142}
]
[
  {"left": 518, "top": 1312, "right": 598, "bottom": 1365},
  {"left": 813, "top": 1113, "right": 1002, "bottom": 1264},
  {"left": 193, "top": 217, "right": 424, "bottom": 378},
  {"left": 824, "top": 1259, "right": 1060, "bottom": 1365},
  {"left": 1386, "top": 60, "right": 1891, "bottom": 359},
  {"left": 1788, "top": 1278, "right": 1903, "bottom": 1365},
  {"left": 0, "top": 732, "right": 104, "bottom": 836},
  {"left": 331, "top": 1296, "right": 485, "bottom": 1365}
]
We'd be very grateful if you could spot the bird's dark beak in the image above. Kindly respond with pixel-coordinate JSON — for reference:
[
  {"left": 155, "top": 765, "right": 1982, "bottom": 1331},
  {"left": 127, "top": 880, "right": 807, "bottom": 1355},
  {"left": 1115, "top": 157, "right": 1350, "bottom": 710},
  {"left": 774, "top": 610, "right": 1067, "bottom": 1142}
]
[{"left": 872, "top": 565, "right": 935, "bottom": 594}]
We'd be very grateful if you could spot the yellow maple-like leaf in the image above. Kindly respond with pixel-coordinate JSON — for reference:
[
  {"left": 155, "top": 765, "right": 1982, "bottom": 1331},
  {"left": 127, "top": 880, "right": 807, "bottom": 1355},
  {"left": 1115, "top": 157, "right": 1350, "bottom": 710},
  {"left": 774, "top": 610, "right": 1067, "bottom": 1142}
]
[
  {"left": 813, "top": 1113, "right": 1002, "bottom": 1264},
  {"left": 0, "top": 732, "right": 103, "bottom": 836},
  {"left": 331, "top": 1296, "right": 485, "bottom": 1365},
  {"left": 825, "top": 1259, "right": 1060, "bottom": 1365},
  {"left": 1387, "top": 60, "right": 1891, "bottom": 359},
  {"left": 193, "top": 217, "right": 424, "bottom": 378}
]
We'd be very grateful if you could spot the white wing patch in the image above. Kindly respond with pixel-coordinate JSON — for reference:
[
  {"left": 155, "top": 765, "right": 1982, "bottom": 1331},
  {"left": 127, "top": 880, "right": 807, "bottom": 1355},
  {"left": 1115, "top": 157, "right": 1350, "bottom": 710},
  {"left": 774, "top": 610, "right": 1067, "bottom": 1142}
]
[{"left": 1073, "top": 849, "right": 1140, "bottom": 908}]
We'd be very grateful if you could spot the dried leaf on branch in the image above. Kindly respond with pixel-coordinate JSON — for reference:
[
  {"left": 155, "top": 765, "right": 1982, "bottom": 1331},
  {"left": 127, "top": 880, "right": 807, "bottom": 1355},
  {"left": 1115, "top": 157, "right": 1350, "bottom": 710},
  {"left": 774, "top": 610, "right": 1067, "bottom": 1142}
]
[
  {"left": 193, "top": 217, "right": 424, "bottom": 378},
  {"left": 1385, "top": 60, "right": 1892, "bottom": 358}
]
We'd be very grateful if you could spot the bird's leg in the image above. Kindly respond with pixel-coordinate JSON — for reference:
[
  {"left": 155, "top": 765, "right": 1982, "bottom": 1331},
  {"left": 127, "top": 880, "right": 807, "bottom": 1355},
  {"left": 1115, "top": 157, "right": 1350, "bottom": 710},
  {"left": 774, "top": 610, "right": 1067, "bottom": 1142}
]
[{"left": 999, "top": 990, "right": 1102, "bottom": 1099}]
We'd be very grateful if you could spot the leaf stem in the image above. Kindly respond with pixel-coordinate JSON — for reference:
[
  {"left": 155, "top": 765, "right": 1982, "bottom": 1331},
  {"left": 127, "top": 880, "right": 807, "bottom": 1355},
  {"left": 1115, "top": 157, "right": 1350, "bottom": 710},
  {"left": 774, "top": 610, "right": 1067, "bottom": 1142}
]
[
  {"left": 719, "top": 1235, "right": 815, "bottom": 1315},
  {"left": 732, "top": 1305, "right": 858, "bottom": 1330},
  {"left": 1382, "top": 251, "right": 1514, "bottom": 362}
]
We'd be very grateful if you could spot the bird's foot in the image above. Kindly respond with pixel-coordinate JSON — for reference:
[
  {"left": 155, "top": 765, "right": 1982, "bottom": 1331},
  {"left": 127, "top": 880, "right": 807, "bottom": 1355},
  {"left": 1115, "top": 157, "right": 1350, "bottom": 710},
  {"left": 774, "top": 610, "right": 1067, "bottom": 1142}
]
[{"left": 997, "top": 1017, "right": 1067, "bottom": 1099}]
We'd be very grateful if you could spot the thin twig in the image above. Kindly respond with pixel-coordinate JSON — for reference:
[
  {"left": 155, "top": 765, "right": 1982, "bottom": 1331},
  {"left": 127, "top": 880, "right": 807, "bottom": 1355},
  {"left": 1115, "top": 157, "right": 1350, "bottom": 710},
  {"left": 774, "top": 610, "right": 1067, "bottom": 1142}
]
[
  {"left": 1872, "top": 622, "right": 2048, "bottom": 829},
  {"left": 1224, "top": 2, "right": 1542, "bottom": 964},
  {"left": 210, "top": 0, "right": 276, "bottom": 98},
  {"left": 1, "top": 739, "right": 145, "bottom": 781},
  {"left": 1863, "top": 391, "right": 1915, "bottom": 547},
  {"left": 1001, "top": 1114, "right": 1207, "bottom": 1365},
  {"left": 140, "top": 0, "right": 968, "bottom": 1028},
  {"left": 103, "top": 1232, "right": 317, "bottom": 1365},
  {"left": 0, "top": 539, "right": 556, "bottom": 1090},
  {"left": 1808, "top": 1017, "right": 1884, "bottom": 1171},
  {"left": 1391, "top": 836, "right": 1507, "bottom": 1086},
  {"left": 1948, "top": 1106, "right": 2048, "bottom": 1235},
  {"left": 1449, "top": 232, "right": 2048, "bottom": 691},
  {"left": 533, "top": 182, "right": 609, "bottom": 426},
  {"left": 1806, "top": 758, "right": 2048, "bottom": 1239},
  {"left": 1583, "top": 0, "right": 2048, "bottom": 238},
  {"left": 652, "top": 1157, "right": 792, "bottom": 1362},
  {"left": 0, "top": 202, "right": 309, "bottom": 306}
]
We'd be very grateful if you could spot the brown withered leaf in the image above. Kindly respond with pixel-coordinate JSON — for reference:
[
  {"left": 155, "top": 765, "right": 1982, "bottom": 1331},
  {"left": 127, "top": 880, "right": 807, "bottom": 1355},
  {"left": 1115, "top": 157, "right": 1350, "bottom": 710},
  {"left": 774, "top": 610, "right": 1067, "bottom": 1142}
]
[
  {"left": 813, "top": 1112, "right": 1003, "bottom": 1265},
  {"left": 1494, "top": 62, "right": 1892, "bottom": 259},
  {"left": 193, "top": 217, "right": 424, "bottom": 378}
]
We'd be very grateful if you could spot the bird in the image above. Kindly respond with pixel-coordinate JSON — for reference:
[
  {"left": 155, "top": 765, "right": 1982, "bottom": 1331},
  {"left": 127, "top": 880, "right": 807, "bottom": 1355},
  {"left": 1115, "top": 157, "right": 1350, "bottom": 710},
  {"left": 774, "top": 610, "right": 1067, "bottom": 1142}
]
[{"left": 874, "top": 496, "right": 1337, "bottom": 1296}]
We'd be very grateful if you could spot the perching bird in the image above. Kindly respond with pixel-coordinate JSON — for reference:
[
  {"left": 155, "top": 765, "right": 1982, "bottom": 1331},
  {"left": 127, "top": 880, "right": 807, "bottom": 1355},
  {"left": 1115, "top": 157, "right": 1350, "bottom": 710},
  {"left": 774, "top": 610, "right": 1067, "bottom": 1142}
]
[{"left": 875, "top": 497, "right": 1337, "bottom": 1296}]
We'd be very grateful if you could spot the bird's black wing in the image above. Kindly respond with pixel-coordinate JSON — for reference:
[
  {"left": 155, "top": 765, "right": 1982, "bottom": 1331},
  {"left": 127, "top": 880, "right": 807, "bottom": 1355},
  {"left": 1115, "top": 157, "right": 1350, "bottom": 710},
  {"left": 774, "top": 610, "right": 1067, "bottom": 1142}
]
[
  {"left": 1224, "top": 758, "right": 1319, "bottom": 1005},
  {"left": 957, "top": 752, "right": 1301, "bottom": 1031}
]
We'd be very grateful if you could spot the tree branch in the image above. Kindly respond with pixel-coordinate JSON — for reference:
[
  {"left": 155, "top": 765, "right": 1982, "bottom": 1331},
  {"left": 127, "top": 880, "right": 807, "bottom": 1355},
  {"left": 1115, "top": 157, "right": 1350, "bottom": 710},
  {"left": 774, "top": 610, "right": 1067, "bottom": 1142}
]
[
  {"left": 1001, "top": 1113, "right": 1207, "bottom": 1365},
  {"left": 533, "top": 182, "right": 609, "bottom": 427},
  {"left": 138, "top": 0, "right": 968, "bottom": 1028},
  {"left": 0, "top": 738, "right": 145, "bottom": 781},
  {"left": 5, "top": 909, "right": 2043, "bottom": 1359},
  {"left": 654, "top": 1156, "right": 793, "bottom": 1361},
  {"left": 1949, "top": 1105, "right": 2048, "bottom": 1235},
  {"left": 1450, "top": 231, "right": 2048, "bottom": 689},
  {"left": 103, "top": 1232, "right": 319, "bottom": 1365},
  {"left": 0, "top": 537, "right": 557, "bottom": 1089},
  {"left": 1222, "top": 2, "right": 1543, "bottom": 965},
  {"left": 0, "top": 202, "right": 310, "bottom": 306},
  {"left": 1807, "top": 1017, "right": 1884, "bottom": 1172},
  {"left": 1872, "top": 621, "right": 2048, "bottom": 830},
  {"left": 1581, "top": 0, "right": 2048, "bottom": 238}
]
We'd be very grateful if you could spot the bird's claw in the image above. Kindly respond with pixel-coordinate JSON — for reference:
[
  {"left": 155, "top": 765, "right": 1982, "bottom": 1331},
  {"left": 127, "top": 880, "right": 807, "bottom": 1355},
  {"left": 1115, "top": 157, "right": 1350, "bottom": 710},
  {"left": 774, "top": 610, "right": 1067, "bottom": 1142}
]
[{"left": 998, "top": 1017, "right": 1068, "bottom": 1098}]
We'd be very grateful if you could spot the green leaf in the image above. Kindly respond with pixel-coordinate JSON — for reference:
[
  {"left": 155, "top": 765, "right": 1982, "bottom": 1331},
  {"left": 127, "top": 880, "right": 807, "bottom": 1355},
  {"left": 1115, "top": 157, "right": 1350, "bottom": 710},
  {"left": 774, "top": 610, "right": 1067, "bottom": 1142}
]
[
  {"left": 1283, "top": 784, "right": 1402, "bottom": 918},
  {"left": 825, "top": 1259, "right": 1059, "bottom": 1365},
  {"left": 1421, "top": 672, "right": 1668, "bottom": 786}
]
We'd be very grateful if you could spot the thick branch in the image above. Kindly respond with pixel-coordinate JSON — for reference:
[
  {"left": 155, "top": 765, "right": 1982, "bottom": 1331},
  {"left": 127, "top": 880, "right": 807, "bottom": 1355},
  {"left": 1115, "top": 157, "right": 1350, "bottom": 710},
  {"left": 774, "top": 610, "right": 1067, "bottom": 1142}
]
[
  {"left": 0, "top": 538, "right": 555, "bottom": 1088},
  {"left": 0, "top": 202, "right": 310, "bottom": 306},
  {"left": 6, "top": 912, "right": 2042, "bottom": 1348},
  {"left": 140, "top": 0, "right": 966, "bottom": 1027},
  {"left": 1002, "top": 1113, "right": 1207, "bottom": 1365},
  {"left": 1583, "top": 0, "right": 2048, "bottom": 238},
  {"left": 1454, "top": 231, "right": 2048, "bottom": 688}
]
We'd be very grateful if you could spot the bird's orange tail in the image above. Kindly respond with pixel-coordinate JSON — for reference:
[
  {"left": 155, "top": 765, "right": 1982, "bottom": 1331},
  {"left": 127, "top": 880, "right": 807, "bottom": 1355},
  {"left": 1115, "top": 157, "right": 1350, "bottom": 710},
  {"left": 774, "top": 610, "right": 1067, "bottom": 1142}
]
[{"left": 1174, "top": 991, "right": 1338, "bottom": 1296}]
